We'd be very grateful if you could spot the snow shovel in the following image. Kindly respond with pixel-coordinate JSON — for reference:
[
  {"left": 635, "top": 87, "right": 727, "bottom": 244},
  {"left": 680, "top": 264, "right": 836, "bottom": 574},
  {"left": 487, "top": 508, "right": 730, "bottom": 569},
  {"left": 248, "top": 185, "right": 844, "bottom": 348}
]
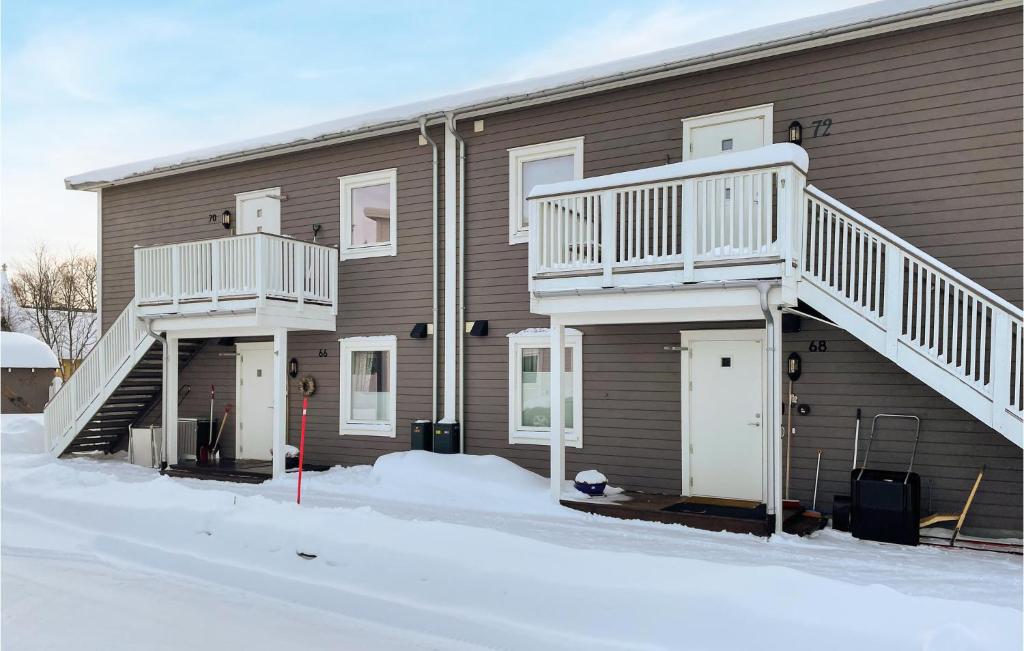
[
  {"left": 209, "top": 404, "right": 232, "bottom": 460},
  {"left": 920, "top": 466, "right": 985, "bottom": 547}
]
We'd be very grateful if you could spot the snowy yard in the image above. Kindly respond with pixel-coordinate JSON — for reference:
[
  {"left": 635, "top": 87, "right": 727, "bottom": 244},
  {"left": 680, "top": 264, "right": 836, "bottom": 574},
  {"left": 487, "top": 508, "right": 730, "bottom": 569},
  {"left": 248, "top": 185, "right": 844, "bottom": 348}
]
[{"left": 2, "top": 418, "right": 1021, "bottom": 651}]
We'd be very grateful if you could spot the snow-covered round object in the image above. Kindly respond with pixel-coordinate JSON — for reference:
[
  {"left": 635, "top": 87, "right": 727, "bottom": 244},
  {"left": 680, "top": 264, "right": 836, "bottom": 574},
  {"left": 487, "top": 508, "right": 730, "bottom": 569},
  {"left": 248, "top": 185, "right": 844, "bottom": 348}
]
[
  {"left": 575, "top": 470, "right": 607, "bottom": 485},
  {"left": 1, "top": 332, "right": 58, "bottom": 369}
]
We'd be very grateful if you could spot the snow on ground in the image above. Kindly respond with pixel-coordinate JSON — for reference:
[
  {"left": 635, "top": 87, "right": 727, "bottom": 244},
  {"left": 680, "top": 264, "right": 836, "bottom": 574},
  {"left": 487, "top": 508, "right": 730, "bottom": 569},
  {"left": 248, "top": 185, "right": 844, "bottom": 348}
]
[
  {"left": 1, "top": 414, "right": 45, "bottom": 454},
  {"left": 2, "top": 449, "right": 1021, "bottom": 651}
]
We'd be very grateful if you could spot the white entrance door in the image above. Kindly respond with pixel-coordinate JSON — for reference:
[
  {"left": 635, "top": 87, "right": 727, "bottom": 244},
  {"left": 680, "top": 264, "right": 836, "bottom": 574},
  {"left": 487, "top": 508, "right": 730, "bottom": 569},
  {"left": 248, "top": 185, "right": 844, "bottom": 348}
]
[
  {"left": 236, "top": 342, "right": 275, "bottom": 460},
  {"left": 682, "top": 104, "right": 773, "bottom": 160},
  {"left": 682, "top": 330, "right": 765, "bottom": 501},
  {"left": 235, "top": 188, "right": 282, "bottom": 235}
]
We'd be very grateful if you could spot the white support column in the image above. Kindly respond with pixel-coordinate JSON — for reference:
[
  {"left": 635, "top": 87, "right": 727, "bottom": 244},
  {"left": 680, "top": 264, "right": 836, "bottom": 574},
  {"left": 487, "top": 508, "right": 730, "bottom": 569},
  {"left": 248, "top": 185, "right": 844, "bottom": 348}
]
[
  {"left": 549, "top": 321, "right": 566, "bottom": 501},
  {"left": 272, "top": 328, "right": 288, "bottom": 478},
  {"left": 441, "top": 116, "right": 458, "bottom": 423},
  {"left": 164, "top": 334, "right": 179, "bottom": 466}
]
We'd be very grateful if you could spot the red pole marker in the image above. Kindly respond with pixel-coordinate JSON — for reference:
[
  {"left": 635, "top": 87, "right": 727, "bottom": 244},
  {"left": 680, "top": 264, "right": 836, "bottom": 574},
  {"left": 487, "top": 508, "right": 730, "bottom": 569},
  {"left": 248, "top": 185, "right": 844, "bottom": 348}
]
[{"left": 296, "top": 396, "right": 308, "bottom": 505}]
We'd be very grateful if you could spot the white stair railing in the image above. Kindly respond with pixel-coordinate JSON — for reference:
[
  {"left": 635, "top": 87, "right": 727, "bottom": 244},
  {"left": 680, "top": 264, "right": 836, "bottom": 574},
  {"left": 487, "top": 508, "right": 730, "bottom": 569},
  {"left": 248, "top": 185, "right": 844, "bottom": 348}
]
[
  {"left": 44, "top": 302, "right": 151, "bottom": 454},
  {"left": 801, "top": 186, "right": 1023, "bottom": 441}
]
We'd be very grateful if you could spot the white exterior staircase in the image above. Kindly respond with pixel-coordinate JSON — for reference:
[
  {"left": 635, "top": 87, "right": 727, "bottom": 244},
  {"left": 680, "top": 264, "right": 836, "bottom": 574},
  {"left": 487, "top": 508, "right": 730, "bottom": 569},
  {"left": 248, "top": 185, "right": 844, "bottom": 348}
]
[
  {"left": 44, "top": 233, "right": 340, "bottom": 458},
  {"left": 798, "top": 186, "right": 1022, "bottom": 445},
  {"left": 526, "top": 144, "right": 1023, "bottom": 446}
]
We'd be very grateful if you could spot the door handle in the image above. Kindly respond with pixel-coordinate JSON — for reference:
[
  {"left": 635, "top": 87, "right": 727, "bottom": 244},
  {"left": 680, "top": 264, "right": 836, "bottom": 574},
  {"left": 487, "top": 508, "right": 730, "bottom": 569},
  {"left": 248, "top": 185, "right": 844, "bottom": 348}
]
[{"left": 748, "top": 421, "right": 761, "bottom": 427}]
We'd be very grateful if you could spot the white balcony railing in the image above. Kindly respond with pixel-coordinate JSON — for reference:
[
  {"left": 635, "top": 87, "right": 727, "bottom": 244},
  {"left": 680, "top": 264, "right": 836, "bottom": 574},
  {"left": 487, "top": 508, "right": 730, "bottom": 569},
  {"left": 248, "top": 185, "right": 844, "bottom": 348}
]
[
  {"left": 134, "top": 233, "right": 339, "bottom": 317},
  {"left": 527, "top": 144, "right": 807, "bottom": 291}
]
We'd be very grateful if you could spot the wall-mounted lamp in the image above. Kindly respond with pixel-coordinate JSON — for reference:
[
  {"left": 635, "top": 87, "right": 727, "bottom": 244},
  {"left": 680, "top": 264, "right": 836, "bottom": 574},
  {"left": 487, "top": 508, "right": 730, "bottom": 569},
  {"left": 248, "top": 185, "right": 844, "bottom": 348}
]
[
  {"left": 410, "top": 323, "right": 430, "bottom": 339},
  {"left": 788, "top": 121, "right": 803, "bottom": 146},
  {"left": 288, "top": 357, "right": 299, "bottom": 378},
  {"left": 312, "top": 223, "right": 322, "bottom": 243},
  {"left": 787, "top": 352, "right": 802, "bottom": 382},
  {"left": 467, "top": 320, "right": 489, "bottom": 337},
  {"left": 221, "top": 209, "right": 233, "bottom": 230}
]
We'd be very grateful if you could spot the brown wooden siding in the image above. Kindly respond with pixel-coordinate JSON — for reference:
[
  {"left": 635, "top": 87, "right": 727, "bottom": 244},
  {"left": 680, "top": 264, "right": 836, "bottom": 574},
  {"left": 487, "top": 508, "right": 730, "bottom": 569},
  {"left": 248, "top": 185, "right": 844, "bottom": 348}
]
[
  {"left": 97, "top": 10, "right": 1023, "bottom": 533},
  {"left": 103, "top": 126, "right": 448, "bottom": 466},
  {"left": 457, "top": 9, "right": 1022, "bottom": 532}
]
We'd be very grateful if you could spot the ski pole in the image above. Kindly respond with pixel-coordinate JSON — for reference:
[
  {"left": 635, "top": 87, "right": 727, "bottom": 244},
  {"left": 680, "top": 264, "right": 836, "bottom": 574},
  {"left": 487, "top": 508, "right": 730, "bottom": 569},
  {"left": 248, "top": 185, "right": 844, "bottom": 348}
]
[{"left": 297, "top": 396, "right": 308, "bottom": 505}]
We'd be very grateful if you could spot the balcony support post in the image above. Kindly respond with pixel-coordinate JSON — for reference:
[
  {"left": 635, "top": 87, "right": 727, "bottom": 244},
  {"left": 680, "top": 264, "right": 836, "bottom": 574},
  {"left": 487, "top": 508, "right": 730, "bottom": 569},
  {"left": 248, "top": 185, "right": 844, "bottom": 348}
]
[
  {"left": 272, "top": 328, "right": 288, "bottom": 479},
  {"left": 549, "top": 319, "right": 566, "bottom": 501},
  {"left": 163, "top": 333, "right": 179, "bottom": 466}
]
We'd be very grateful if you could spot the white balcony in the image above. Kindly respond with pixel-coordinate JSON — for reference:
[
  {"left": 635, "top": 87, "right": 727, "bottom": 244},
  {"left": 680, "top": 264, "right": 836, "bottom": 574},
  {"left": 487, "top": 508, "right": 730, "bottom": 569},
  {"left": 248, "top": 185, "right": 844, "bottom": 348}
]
[
  {"left": 133, "top": 233, "right": 339, "bottom": 334},
  {"left": 526, "top": 144, "right": 808, "bottom": 319}
]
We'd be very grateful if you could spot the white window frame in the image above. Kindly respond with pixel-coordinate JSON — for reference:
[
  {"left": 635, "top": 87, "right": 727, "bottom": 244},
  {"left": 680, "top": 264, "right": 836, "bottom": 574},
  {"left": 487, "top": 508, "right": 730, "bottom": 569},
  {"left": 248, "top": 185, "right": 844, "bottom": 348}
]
[
  {"left": 507, "top": 137, "right": 584, "bottom": 244},
  {"left": 508, "top": 328, "right": 583, "bottom": 447},
  {"left": 681, "top": 103, "right": 773, "bottom": 161},
  {"left": 339, "top": 168, "right": 398, "bottom": 260},
  {"left": 339, "top": 335, "right": 397, "bottom": 437}
]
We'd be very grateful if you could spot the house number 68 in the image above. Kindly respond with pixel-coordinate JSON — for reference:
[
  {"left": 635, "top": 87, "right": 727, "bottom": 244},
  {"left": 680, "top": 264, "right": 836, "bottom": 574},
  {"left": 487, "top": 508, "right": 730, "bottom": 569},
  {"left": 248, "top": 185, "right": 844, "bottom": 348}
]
[
  {"left": 808, "top": 340, "right": 827, "bottom": 352},
  {"left": 318, "top": 348, "right": 328, "bottom": 357}
]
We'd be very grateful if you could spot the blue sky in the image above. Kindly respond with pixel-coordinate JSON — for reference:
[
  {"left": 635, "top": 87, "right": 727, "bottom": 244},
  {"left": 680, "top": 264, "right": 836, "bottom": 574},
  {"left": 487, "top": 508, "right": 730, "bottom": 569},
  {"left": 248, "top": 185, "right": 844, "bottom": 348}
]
[{"left": 0, "top": 0, "right": 869, "bottom": 262}]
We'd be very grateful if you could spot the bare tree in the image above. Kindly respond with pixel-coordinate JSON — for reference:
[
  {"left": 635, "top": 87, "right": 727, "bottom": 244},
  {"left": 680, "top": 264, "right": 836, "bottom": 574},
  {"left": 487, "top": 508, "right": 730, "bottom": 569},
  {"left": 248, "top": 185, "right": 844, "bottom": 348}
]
[
  {"left": 10, "top": 244, "right": 98, "bottom": 380},
  {"left": 1, "top": 264, "right": 28, "bottom": 332}
]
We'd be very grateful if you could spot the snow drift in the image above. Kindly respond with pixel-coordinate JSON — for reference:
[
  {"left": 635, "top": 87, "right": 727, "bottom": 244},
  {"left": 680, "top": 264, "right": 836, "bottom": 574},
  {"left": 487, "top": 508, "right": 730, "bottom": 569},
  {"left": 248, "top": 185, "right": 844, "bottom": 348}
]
[{"left": 1, "top": 413, "right": 46, "bottom": 453}]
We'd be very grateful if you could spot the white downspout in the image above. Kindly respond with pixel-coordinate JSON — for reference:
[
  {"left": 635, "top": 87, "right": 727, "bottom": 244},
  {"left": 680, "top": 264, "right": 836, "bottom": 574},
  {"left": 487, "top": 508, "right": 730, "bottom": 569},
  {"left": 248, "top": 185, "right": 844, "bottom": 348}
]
[
  {"left": 440, "top": 114, "right": 458, "bottom": 424},
  {"left": 419, "top": 118, "right": 439, "bottom": 424},
  {"left": 758, "top": 282, "right": 783, "bottom": 534},
  {"left": 452, "top": 119, "right": 467, "bottom": 453}
]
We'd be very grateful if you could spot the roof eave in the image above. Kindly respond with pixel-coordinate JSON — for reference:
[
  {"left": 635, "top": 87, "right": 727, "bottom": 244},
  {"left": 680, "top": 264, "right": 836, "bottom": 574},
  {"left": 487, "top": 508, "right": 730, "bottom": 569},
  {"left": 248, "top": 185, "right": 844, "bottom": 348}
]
[{"left": 66, "top": 0, "right": 1017, "bottom": 192}]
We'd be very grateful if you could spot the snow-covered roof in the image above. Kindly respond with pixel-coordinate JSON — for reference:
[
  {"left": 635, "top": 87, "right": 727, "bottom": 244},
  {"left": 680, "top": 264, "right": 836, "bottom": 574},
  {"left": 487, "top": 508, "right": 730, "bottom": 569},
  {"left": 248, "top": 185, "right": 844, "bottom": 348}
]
[
  {"left": 1, "top": 332, "right": 59, "bottom": 369},
  {"left": 529, "top": 143, "right": 809, "bottom": 198},
  {"left": 66, "top": 0, "right": 978, "bottom": 190}
]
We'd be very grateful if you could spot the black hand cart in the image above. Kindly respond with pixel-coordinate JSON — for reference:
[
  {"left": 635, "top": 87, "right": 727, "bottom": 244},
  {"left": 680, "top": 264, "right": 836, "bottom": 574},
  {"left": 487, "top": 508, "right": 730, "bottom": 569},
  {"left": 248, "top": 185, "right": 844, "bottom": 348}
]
[{"left": 850, "top": 414, "right": 921, "bottom": 546}]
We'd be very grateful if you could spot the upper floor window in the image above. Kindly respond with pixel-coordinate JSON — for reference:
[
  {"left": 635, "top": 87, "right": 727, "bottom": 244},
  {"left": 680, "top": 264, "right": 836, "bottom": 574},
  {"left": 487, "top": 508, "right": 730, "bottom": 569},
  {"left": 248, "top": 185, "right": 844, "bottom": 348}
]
[
  {"left": 507, "top": 137, "right": 584, "bottom": 244},
  {"left": 339, "top": 169, "right": 398, "bottom": 260}
]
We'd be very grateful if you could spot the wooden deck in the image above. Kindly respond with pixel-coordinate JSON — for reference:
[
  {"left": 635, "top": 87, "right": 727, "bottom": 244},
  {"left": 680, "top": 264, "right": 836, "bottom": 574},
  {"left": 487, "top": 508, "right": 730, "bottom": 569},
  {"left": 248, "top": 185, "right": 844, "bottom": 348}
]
[
  {"left": 162, "top": 459, "right": 273, "bottom": 484},
  {"left": 561, "top": 492, "right": 826, "bottom": 537}
]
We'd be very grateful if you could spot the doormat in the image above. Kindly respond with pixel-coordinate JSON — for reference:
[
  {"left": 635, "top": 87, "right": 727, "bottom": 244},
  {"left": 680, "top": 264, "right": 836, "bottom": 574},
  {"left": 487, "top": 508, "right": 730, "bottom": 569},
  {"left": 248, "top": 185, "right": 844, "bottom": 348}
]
[{"left": 662, "top": 500, "right": 767, "bottom": 520}]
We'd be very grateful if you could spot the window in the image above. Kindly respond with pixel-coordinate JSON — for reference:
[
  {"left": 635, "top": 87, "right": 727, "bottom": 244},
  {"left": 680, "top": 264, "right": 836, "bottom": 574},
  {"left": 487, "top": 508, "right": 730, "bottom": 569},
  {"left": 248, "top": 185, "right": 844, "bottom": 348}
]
[
  {"left": 507, "top": 137, "right": 584, "bottom": 244},
  {"left": 339, "top": 335, "right": 397, "bottom": 436},
  {"left": 508, "top": 329, "right": 583, "bottom": 447},
  {"left": 339, "top": 169, "right": 398, "bottom": 259}
]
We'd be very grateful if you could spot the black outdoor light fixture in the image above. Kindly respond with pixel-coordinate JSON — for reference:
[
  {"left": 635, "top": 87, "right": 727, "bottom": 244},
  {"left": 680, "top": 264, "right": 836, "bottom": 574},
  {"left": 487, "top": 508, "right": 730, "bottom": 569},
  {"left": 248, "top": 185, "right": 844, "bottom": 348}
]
[
  {"left": 410, "top": 323, "right": 429, "bottom": 339},
  {"left": 468, "top": 320, "right": 489, "bottom": 337},
  {"left": 288, "top": 357, "right": 299, "bottom": 378},
  {"left": 788, "top": 121, "right": 803, "bottom": 146},
  {"left": 312, "top": 223, "right": 322, "bottom": 243},
  {"left": 221, "top": 209, "right": 233, "bottom": 230}
]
